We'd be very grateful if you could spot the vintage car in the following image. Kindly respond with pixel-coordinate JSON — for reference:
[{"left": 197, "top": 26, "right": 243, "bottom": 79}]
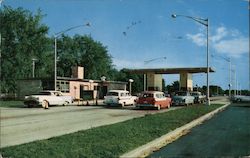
[
  {"left": 190, "top": 91, "right": 206, "bottom": 104},
  {"left": 104, "top": 90, "right": 137, "bottom": 107},
  {"left": 231, "top": 95, "right": 250, "bottom": 103},
  {"left": 136, "top": 91, "right": 171, "bottom": 110},
  {"left": 172, "top": 91, "right": 194, "bottom": 106},
  {"left": 24, "top": 91, "right": 74, "bottom": 108}
]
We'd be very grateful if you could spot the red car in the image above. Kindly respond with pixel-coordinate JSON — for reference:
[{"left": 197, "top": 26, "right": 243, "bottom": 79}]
[{"left": 136, "top": 91, "right": 172, "bottom": 110}]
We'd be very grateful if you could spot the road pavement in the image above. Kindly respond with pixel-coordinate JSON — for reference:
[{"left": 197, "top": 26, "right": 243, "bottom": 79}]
[
  {"left": 0, "top": 103, "right": 180, "bottom": 148},
  {"left": 149, "top": 103, "right": 250, "bottom": 157}
]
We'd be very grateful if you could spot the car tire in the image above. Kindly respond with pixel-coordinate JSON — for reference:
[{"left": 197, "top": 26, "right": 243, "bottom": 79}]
[
  {"left": 27, "top": 104, "right": 33, "bottom": 108},
  {"left": 121, "top": 102, "right": 125, "bottom": 108},
  {"left": 157, "top": 105, "right": 161, "bottom": 110},
  {"left": 42, "top": 100, "right": 49, "bottom": 109}
]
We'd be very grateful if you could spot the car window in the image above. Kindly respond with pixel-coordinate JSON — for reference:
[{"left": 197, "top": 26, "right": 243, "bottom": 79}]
[
  {"left": 34, "top": 92, "right": 51, "bottom": 95},
  {"left": 141, "top": 93, "right": 153, "bottom": 98},
  {"left": 106, "top": 92, "right": 118, "bottom": 96},
  {"left": 156, "top": 93, "right": 161, "bottom": 98},
  {"left": 176, "top": 92, "right": 186, "bottom": 96},
  {"left": 120, "top": 93, "right": 126, "bottom": 97}
]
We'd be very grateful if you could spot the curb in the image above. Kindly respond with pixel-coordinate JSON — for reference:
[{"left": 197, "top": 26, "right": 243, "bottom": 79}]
[{"left": 120, "top": 103, "right": 230, "bottom": 158}]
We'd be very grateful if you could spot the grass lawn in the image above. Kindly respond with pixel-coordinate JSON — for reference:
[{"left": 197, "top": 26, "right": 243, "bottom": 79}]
[
  {"left": 0, "top": 101, "right": 24, "bottom": 108},
  {"left": 1, "top": 104, "right": 223, "bottom": 158}
]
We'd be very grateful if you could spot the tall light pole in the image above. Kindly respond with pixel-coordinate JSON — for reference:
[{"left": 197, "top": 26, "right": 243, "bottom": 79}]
[
  {"left": 171, "top": 14, "right": 210, "bottom": 105},
  {"left": 54, "top": 23, "right": 90, "bottom": 90},
  {"left": 128, "top": 79, "right": 134, "bottom": 94},
  {"left": 32, "top": 58, "right": 37, "bottom": 78}
]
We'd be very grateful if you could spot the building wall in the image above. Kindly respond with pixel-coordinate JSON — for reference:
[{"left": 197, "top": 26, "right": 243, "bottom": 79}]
[{"left": 69, "top": 81, "right": 98, "bottom": 99}]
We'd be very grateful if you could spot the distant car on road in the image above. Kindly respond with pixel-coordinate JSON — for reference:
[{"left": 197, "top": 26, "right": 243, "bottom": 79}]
[
  {"left": 104, "top": 90, "right": 137, "bottom": 107},
  {"left": 190, "top": 91, "right": 206, "bottom": 104},
  {"left": 231, "top": 95, "right": 250, "bottom": 103},
  {"left": 136, "top": 91, "right": 171, "bottom": 110},
  {"left": 24, "top": 91, "right": 74, "bottom": 108},
  {"left": 172, "top": 91, "right": 194, "bottom": 106}
]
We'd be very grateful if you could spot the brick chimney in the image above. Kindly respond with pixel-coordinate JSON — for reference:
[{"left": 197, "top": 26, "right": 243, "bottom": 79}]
[{"left": 72, "top": 66, "right": 84, "bottom": 79}]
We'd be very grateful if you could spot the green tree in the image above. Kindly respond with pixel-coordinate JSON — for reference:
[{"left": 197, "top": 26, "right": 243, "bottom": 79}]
[
  {"left": 116, "top": 69, "right": 143, "bottom": 94},
  {"left": 56, "top": 35, "right": 113, "bottom": 80},
  {"left": 166, "top": 81, "right": 180, "bottom": 93},
  {"left": 0, "top": 6, "right": 50, "bottom": 93}
]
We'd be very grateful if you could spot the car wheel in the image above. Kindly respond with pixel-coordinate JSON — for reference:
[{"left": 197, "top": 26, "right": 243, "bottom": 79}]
[
  {"left": 27, "top": 104, "right": 33, "bottom": 108},
  {"left": 42, "top": 100, "right": 49, "bottom": 109},
  {"left": 157, "top": 105, "right": 161, "bottom": 110},
  {"left": 63, "top": 101, "right": 69, "bottom": 106},
  {"left": 121, "top": 102, "right": 125, "bottom": 108}
]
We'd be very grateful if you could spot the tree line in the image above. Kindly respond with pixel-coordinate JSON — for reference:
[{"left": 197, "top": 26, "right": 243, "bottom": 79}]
[
  {"left": 0, "top": 6, "right": 144, "bottom": 94},
  {"left": 1, "top": 6, "right": 249, "bottom": 96}
]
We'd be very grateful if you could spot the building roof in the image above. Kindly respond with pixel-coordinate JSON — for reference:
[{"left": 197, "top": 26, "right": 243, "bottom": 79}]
[
  {"left": 57, "top": 76, "right": 128, "bottom": 84},
  {"left": 124, "top": 67, "right": 215, "bottom": 74}
]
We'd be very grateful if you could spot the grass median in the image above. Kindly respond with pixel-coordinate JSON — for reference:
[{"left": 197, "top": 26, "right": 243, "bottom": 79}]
[
  {"left": 1, "top": 104, "right": 223, "bottom": 158},
  {"left": 0, "top": 101, "right": 24, "bottom": 108}
]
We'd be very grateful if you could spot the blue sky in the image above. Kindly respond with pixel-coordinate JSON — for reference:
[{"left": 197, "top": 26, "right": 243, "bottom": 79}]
[{"left": 2, "top": 0, "right": 250, "bottom": 90}]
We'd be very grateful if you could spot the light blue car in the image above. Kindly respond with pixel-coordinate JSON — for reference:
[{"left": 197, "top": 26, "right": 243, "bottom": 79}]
[{"left": 172, "top": 91, "right": 195, "bottom": 106}]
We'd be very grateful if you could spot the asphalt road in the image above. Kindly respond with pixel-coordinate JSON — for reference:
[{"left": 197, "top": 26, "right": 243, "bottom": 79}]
[
  {"left": 0, "top": 104, "right": 180, "bottom": 148},
  {"left": 150, "top": 103, "right": 250, "bottom": 157}
]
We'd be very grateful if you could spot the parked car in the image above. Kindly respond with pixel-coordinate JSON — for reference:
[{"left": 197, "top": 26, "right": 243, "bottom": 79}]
[
  {"left": 24, "top": 91, "right": 74, "bottom": 108},
  {"left": 136, "top": 91, "right": 171, "bottom": 110},
  {"left": 190, "top": 91, "right": 206, "bottom": 104},
  {"left": 172, "top": 91, "right": 194, "bottom": 106},
  {"left": 104, "top": 90, "right": 137, "bottom": 107},
  {"left": 231, "top": 95, "right": 250, "bottom": 103}
]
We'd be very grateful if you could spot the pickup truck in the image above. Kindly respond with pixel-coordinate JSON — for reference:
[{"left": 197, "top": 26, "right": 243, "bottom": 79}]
[
  {"left": 190, "top": 91, "right": 206, "bottom": 104},
  {"left": 24, "top": 91, "right": 74, "bottom": 108}
]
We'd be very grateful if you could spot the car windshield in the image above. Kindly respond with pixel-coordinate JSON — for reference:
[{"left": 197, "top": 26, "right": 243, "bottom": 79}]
[
  {"left": 176, "top": 92, "right": 187, "bottom": 96},
  {"left": 141, "top": 93, "right": 153, "bottom": 98},
  {"left": 190, "top": 92, "right": 198, "bottom": 96},
  {"left": 106, "top": 92, "right": 119, "bottom": 96},
  {"left": 33, "top": 92, "right": 51, "bottom": 95}
]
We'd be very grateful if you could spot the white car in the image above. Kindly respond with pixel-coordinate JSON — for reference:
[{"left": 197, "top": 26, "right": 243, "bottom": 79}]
[
  {"left": 24, "top": 91, "right": 74, "bottom": 108},
  {"left": 232, "top": 95, "right": 250, "bottom": 103},
  {"left": 104, "top": 90, "right": 137, "bottom": 107},
  {"left": 172, "top": 91, "right": 195, "bottom": 106}
]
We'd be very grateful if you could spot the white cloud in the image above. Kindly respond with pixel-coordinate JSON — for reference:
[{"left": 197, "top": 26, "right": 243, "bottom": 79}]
[
  {"left": 186, "top": 33, "right": 206, "bottom": 46},
  {"left": 211, "top": 26, "right": 228, "bottom": 42},
  {"left": 186, "top": 26, "right": 249, "bottom": 58},
  {"left": 213, "top": 37, "right": 249, "bottom": 58}
]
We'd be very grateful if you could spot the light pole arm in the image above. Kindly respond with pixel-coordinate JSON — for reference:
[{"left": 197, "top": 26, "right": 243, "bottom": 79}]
[
  {"left": 54, "top": 23, "right": 90, "bottom": 37},
  {"left": 172, "top": 14, "right": 208, "bottom": 26}
]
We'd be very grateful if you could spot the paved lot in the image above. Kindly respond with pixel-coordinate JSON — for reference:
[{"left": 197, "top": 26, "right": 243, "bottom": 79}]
[
  {"left": 150, "top": 103, "right": 250, "bottom": 157},
  {"left": 0, "top": 104, "right": 180, "bottom": 148}
]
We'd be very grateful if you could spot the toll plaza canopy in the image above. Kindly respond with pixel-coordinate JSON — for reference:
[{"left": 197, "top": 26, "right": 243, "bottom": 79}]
[
  {"left": 124, "top": 67, "right": 215, "bottom": 91},
  {"left": 125, "top": 67, "right": 215, "bottom": 74}
]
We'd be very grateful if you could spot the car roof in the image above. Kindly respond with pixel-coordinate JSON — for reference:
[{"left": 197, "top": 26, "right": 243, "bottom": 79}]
[
  {"left": 108, "top": 90, "right": 129, "bottom": 93},
  {"left": 142, "top": 91, "right": 163, "bottom": 94}
]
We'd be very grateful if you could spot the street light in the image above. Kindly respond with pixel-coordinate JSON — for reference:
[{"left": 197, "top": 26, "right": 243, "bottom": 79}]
[
  {"left": 128, "top": 79, "right": 134, "bottom": 94},
  {"left": 32, "top": 58, "right": 38, "bottom": 78},
  {"left": 54, "top": 22, "right": 90, "bottom": 90},
  {"left": 171, "top": 14, "right": 210, "bottom": 105}
]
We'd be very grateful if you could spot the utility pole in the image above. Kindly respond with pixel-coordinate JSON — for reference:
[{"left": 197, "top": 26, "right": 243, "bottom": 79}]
[{"left": 229, "top": 58, "right": 231, "bottom": 98}]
